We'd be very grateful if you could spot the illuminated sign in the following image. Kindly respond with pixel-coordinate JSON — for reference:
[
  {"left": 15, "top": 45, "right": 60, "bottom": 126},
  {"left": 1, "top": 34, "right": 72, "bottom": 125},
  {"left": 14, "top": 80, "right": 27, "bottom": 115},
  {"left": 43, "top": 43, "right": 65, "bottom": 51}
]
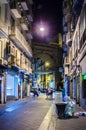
[
  {"left": 82, "top": 74, "right": 86, "bottom": 80},
  {"left": 84, "top": 73, "right": 86, "bottom": 80}
]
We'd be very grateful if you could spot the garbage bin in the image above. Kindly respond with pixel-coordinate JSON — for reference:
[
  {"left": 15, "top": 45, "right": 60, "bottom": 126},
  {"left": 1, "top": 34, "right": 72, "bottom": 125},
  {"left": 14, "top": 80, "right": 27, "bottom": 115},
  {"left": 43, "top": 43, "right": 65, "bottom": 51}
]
[{"left": 55, "top": 102, "right": 67, "bottom": 119}]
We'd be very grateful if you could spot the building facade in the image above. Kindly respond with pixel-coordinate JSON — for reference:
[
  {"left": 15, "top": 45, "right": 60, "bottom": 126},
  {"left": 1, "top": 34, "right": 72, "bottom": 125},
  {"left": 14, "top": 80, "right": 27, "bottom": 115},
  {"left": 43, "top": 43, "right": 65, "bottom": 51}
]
[
  {"left": 0, "top": 0, "right": 33, "bottom": 103},
  {"left": 63, "top": 0, "right": 86, "bottom": 110}
]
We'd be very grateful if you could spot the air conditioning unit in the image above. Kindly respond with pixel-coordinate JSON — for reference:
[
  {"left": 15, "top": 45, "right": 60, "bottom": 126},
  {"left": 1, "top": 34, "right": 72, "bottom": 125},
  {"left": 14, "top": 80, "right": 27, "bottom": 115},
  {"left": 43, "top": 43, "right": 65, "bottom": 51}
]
[
  {"left": 3, "top": 60, "right": 8, "bottom": 65},
  {"left": 0, "top": 58, "right": 8, "bottom": 65},
  {"left": 7, "top": 42, "right": 15, "bottom": 56},
  {"left": 8, "top": 56, "right": 15, "bottom": 65},
  {"left": 8, "top": 56, "right": 20, "bottom": 69},
  {"left": 0, "top": 59, "right": 4, "bottom": 64}
]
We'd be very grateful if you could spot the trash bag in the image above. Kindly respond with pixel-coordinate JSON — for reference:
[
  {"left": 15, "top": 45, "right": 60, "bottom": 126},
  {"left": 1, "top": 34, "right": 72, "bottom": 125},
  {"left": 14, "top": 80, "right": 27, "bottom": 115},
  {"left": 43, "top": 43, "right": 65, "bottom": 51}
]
[{"left": 65, "top": 100, "right": 76, "bottom": 118}]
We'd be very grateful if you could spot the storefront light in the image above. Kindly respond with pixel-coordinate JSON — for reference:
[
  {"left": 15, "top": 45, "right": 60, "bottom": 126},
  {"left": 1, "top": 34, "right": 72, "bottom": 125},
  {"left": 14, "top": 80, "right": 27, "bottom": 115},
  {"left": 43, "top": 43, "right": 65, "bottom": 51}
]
[
  {"left": 45, "top": 62, "right": 50, "bottom": 67},
  {"left": 82, "top": 74, "right": 86, "bottom": 80},
  {"left": 84, "top": 73, "right": 86, "bottom": 80}
]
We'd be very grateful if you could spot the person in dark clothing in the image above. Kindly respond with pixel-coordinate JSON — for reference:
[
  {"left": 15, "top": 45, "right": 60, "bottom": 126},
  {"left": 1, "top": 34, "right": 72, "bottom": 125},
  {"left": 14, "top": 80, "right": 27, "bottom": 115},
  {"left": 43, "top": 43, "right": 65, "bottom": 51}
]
[
  {"left": 45, "top": 88, "right": 53, "bottom": 99},
  {"left": 33, "top": 89, "right": 39, "bottom": 97}
]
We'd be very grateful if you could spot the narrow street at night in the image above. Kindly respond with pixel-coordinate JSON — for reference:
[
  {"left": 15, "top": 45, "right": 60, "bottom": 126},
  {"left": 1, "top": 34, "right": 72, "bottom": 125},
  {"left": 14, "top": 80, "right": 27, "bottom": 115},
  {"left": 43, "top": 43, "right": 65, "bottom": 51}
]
[
  {"left": 0, "top": 94, "right": 52, "bottom": 130},
  {"left": 0, "top": 0, "right": 86, "bottom": 129},
  {"left": 0, "top": 93, "right": 86, "bottom": 130}
]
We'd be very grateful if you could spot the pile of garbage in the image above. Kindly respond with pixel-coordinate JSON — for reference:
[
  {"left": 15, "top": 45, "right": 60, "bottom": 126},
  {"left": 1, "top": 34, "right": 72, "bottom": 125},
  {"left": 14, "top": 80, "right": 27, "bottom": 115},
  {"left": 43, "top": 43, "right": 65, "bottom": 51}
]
[
  {"left": 74, "top": 111, "right": 86, "bottom": 117},
  {"left": 63, "top": 96, "right": 86, "bottom": 118},
  {"left": 64, "top": 96, "right": 76, "bottom": 118}
]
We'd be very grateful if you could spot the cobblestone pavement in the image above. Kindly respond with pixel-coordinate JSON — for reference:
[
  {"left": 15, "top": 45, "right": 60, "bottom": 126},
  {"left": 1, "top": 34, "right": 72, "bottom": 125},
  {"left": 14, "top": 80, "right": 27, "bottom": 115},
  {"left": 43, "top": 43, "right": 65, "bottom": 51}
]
[
  {"left": 0, "top": 93, "right": 86, "bottom": 130},
  {"left": 55, "top": 116, "right": 86, "bottom": 130},
  {"left": 49, "top": 103, "right": 86, "bottom": 130},
  {"left": 50, "top": 97, "right": 86, "bottom": 130},
  {"left": 0, "top": 94, "right": 53, "bottom": 130}
]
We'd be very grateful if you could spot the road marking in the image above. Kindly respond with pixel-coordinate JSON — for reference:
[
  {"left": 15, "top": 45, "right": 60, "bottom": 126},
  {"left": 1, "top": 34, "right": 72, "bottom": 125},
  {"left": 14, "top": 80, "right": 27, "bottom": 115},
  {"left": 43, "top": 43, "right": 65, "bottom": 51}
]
[{"left": 38, "top": 103, "right": 56, "bottom": 130}]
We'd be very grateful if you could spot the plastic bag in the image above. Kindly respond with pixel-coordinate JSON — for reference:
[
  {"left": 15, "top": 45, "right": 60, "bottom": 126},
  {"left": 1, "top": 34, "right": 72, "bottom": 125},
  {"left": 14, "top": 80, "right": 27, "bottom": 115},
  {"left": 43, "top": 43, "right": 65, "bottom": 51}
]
[{"left": 65, "top": 100, "right": 76, "bottom": 117}]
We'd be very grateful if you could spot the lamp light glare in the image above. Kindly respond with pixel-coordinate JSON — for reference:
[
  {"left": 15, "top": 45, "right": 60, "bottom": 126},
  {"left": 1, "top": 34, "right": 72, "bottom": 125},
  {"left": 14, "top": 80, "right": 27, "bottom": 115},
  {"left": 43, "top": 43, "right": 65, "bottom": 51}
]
[
  {"left": 40, "top": 27, "right": 45, "bottom": 32},
  {"left": 45, "top": 62, "right": 50, "bottom": 67}
]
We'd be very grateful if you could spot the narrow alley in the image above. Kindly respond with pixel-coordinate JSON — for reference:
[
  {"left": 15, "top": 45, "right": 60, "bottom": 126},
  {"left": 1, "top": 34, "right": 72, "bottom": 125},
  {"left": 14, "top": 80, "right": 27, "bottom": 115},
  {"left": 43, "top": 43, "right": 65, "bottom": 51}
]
[{"left": 0, "top": 93, "right": 86, "bottom": 130}]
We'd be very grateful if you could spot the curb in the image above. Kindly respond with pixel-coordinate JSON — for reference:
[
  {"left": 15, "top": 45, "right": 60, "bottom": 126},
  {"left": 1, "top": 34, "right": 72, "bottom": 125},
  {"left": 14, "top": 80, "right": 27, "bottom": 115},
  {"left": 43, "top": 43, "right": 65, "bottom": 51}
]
[{"left": 38, "top": 103, "right": 57, "bottom": 130}]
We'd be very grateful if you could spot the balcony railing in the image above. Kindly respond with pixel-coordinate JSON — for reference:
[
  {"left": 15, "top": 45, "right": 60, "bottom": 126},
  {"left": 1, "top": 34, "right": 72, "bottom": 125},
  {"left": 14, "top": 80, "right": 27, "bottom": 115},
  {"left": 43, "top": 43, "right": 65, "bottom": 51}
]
[
  {"left": 10, "top": 1, "right": 22, "bottom": 18},
  {"left": 19, "top": 17, "right": 29, "bottom": 31},
  {"left": 27, "top": 14, "right": 33, "bottom": 22},
  {"left": 8, "top": 26, "right": 32, "bottom": 57}
]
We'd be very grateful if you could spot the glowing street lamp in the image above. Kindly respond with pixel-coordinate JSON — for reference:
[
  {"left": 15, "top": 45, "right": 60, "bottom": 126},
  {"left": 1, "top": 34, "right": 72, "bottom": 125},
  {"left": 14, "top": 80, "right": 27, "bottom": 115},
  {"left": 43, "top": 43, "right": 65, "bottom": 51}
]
[
  {"left": 40, "top": 27, "right": 45, "bottom": 32},
  {"left": 34, "top": 21, "right": 49, "bottom": 37},
  {"left": 45, "top": 61, "right": 50, "bottom": 67}
]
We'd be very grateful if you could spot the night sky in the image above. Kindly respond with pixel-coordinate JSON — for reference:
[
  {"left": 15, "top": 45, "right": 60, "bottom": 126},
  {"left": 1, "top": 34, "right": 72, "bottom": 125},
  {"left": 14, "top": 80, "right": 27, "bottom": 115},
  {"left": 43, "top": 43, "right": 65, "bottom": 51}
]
[{"left": 32, "top": 0, "right": 63, "bottom": 42}]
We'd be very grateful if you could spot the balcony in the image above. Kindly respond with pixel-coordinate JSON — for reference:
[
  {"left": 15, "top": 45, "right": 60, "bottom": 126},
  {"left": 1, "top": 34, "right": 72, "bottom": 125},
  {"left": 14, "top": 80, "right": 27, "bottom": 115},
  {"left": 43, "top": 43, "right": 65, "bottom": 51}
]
[
  {"left": 27, "top": 15, "right": 33, "bottom": 22},
  {"left": 18, "top": 1, "right": 33, "bottom": 22},
  {"left": 10, "top": 1, "right": 21, "bottom": 18},
  {"left": 20, "top": 1, "right": 29, "bottom": 11},
  {"left": 19, "top": 0, "right": 33, "bottom": 13},
  {"left": 19, "top": 17, "right": 28, "bottom": 31},
  {"left": 8, "top": 26, "right": 32, "bottom": 58}
]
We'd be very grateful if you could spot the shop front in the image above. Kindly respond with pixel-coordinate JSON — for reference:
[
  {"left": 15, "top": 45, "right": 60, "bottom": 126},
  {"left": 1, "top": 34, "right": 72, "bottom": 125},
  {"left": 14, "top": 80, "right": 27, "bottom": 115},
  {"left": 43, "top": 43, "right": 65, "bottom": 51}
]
[{"left": 6, "top": 73, "right": 18, "bottom": 101}]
